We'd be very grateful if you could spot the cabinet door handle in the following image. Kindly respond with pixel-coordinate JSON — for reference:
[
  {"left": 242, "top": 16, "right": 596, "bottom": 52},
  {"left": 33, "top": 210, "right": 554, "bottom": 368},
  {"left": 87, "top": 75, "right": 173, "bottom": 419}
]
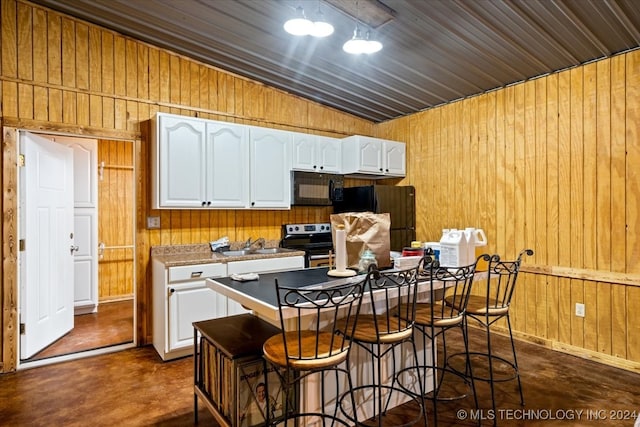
[
  {"left": 168, "top": 288, "right": 175, "bottom": 297},
  {"left": 191, "top": 271, "right": 203, "bottom": 278},
  {"left": 201, "top": 201, "right": 206, "bottom": 206}
]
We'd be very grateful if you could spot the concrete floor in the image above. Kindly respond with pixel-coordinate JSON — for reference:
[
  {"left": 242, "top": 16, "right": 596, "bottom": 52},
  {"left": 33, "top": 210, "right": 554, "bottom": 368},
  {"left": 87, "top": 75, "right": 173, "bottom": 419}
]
[{"left": 1, "top": 327, "right": 639, "bottom": 426}]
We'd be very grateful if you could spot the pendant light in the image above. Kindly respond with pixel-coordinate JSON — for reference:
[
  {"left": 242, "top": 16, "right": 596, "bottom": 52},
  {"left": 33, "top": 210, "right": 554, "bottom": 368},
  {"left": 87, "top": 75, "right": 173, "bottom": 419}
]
[
  {"left": 343, "top": 24, "right": 383, "bottom": 54},
  {"left": 342, "top": 0, "right": 382, "bottom": 55},
  {"left": 284, "top": 3, "right": 334, "bottom": 38},
  {"left": 284, "top": 6, "right": 313, "bottom": 36},
  {"left": 310, "top": 7, "right": 334, "bottom": 37},
  {"left": 342, "top": 24, "right": 368, "bottom": 54}
]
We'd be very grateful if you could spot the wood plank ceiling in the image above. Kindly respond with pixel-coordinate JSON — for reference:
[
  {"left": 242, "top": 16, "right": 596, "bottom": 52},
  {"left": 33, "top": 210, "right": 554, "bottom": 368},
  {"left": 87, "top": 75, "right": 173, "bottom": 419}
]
[{"left": 30, "top": 0, "right": 640, "bottom": 122}]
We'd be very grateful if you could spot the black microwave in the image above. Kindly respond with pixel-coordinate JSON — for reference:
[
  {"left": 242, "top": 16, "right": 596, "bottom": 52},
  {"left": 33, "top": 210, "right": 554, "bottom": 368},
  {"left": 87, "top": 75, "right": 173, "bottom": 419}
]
[{"left": 291, "top": 171, "right": 344, "bottom": 206}]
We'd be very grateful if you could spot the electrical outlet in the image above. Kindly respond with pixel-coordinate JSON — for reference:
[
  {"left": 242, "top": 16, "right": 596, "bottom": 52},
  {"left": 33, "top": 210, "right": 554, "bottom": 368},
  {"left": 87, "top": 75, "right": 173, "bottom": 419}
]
[
  {"left": 575, "top": 303, "right": 585, "bottom": 317},
  {"left": 147, "top": 216, "right": 161, "bottom": 229}
]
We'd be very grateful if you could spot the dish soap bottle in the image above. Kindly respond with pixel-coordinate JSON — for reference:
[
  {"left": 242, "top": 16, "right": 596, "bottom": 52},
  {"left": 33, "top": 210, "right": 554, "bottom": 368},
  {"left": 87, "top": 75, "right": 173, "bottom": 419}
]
[{"left": 358, "top": 248, "right": 378, "bottom": 274}]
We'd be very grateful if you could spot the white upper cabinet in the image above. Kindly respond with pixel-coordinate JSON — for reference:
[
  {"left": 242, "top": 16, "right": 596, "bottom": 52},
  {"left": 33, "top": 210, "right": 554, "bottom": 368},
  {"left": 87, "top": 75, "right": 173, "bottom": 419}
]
[
  {"left": 153, "top": 114, "right": 207, "bottom": 208},
  {"left": 341, "top": 135, "right": 406, "bottom": 178},
  {"left": 292, "top": 134, "right": 341, "bottom": 173},
  {"left": 206, "top": 122, "right": 250, "bottom": 208},
  {"left": 153, "top": 113, "right": 290, "bottom": 209},
  {"left": 249, "top": 126, "right": 292, "bottom": 209}
]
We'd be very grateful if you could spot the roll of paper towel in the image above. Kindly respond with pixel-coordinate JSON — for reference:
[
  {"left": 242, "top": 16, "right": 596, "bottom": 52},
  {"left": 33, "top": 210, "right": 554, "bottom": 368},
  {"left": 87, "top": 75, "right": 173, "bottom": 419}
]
[{"left": 335, "top": 225, "right": 347, "bottom": 272}]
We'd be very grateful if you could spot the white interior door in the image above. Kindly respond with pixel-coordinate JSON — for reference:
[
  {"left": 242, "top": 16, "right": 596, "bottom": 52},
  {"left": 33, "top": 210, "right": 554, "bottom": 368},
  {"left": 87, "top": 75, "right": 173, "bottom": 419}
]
[
  {"left": 47, "top": 136, "right": 99, "bottom": 314},
  {"left": 19, "top": 131, "right": 75, "bottom": 359}
]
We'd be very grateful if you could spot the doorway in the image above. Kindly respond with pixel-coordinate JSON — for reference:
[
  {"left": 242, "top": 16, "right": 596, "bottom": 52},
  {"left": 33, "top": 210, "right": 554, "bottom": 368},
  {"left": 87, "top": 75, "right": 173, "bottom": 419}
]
[{"left": 19, "top": 133, "right": 136, "bottom": 364}]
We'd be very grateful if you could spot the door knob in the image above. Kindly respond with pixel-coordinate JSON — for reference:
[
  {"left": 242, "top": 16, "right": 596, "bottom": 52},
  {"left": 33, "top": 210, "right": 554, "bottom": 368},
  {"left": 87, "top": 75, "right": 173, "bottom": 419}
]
[{"left": 70, "top": 245, "right": 79, "bottom": 254}]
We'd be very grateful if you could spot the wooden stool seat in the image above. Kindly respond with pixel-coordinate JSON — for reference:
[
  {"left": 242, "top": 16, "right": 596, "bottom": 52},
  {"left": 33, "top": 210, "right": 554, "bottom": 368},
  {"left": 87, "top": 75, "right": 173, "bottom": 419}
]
[
  {"left": 338, "top": 314, "right": 414, "bottom": 344},
  {"left": 263, "top": 330, "right": 350, "bottom": 370}
]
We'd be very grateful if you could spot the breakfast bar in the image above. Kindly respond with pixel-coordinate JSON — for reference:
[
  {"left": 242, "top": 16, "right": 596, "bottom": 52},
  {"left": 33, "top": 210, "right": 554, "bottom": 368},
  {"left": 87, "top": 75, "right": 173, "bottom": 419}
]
[{"left": 206, "top": 266, "right": 435, "bottom": 426}]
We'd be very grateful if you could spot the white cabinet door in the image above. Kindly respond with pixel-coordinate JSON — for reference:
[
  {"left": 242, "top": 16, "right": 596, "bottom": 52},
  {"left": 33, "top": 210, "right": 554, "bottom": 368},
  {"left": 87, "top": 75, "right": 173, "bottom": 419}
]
[
  {"left": 249, "top": 127, "right": 292, "bottom": 209},
  {"left": 207, "top": 122, "right": 250, "bottom": 208},
  {"left": 292, "top": 133, "right": 317, "bottom": 171},
  {"left": 168, "top": 281, "right": 220, "bottom": 352},
  {"left": 316, "top": 136, "right": 342, "bottom": 173},
  {"left": 383, "top": 140, "right": 406, "bottom": 176},
  {"left": 342, "top": 135, "right": 383, "bottom": 175},
  {"left": 156, "top": 114, "right": 207, "bottom": 208}
]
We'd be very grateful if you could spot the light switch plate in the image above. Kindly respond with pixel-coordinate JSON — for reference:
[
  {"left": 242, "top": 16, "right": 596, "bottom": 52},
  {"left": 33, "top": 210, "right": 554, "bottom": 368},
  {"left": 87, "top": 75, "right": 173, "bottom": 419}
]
[
  {"left": 575, "top": 303, "right": 585, "bottom": 317},
  {"left": 147, "top": 216, "right": 161, "bottom": 229}
]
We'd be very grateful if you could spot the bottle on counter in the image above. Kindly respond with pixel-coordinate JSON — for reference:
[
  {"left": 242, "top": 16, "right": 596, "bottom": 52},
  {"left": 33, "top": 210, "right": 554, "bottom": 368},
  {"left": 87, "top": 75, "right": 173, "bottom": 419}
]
[{"left": 358, "top": 247, "right": 378, "bottom": 274}]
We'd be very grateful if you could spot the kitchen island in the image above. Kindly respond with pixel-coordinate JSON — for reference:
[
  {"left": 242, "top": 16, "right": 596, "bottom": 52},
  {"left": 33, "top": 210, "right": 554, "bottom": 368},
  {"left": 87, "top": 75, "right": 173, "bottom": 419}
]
[{"left": 206, "top": 266, "right": 433, "bottom": 426}]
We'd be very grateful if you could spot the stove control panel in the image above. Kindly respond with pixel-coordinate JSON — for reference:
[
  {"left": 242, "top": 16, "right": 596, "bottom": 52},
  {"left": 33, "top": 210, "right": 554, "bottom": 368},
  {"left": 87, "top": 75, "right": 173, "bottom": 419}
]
[{"left": 284, "top": 223, "right": 332, "bottom": 235}]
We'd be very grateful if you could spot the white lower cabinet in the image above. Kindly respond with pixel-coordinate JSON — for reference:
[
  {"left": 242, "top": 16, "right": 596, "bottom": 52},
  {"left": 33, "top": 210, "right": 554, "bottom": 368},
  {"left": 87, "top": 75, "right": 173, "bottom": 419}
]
[
  {"left": 153, "top": 255, "right": 305, "bottom": 361},
  {"left": 153, "top": 260, "right": 228, "bottom": 361}
]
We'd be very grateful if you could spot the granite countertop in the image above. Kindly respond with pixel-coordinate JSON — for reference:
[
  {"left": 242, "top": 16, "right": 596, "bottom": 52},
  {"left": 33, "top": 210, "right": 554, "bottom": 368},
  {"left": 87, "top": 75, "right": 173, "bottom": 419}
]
[{"left": 151, "top": 242, "right": 305, "bottom": 267}]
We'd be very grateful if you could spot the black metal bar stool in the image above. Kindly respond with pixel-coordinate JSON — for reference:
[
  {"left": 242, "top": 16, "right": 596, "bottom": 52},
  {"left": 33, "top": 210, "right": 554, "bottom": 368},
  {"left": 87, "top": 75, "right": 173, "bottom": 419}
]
[
  {"left": 446, "top": 249, "right": 534, "bottom": 425},
  {"left": 397, "top": 254, "right": 485, "bottom": 425},
  {"left": 262, "top": 277, "right": 365, "bottom": 427},
  {"left": 337, "top": 263, "right": 427, "bottom": 427}
]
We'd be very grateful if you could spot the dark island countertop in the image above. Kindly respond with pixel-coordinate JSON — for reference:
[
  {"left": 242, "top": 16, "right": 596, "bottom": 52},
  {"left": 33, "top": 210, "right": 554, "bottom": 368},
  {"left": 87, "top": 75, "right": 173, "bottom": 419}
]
[
  {"left": 207, "top": 266, "right": 484, "bottom": 326},
  {"left": 206, "top": 267, "right": 366, "bottom": 324}
]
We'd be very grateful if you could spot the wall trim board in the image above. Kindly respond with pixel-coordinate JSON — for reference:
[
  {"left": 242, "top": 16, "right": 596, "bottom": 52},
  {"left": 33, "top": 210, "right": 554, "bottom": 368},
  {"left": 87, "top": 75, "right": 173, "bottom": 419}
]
[
  {"left": 522, "top": 265, "right": 640, "bottom": 287},
  {"left": 484, "top": 325, "right": 640, "bottom": 375},
  {"left": 2, "top": 127, "right": 19, "bottom": 373},
  {"left": 1, "top": 118, "right": 139, "bottom": 141}
]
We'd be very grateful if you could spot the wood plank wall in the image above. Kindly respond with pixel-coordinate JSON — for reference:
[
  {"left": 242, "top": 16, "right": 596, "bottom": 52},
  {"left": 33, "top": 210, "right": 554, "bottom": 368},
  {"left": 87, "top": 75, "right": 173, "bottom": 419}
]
[
  {"left": 0, "top": 0, "right": 373, "bottom": 372},
  {"left": 377, "top": 52, "right": 640, "bottom": 371},
  {"left": 98, "top": 139, "right": 134, "bottom": 301}
]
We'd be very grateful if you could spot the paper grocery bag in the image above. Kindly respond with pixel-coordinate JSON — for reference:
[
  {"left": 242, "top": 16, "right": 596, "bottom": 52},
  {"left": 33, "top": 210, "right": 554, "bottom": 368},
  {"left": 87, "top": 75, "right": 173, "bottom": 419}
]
[{"left": 330, "top": 212, "right": 391, "bottom": 269}]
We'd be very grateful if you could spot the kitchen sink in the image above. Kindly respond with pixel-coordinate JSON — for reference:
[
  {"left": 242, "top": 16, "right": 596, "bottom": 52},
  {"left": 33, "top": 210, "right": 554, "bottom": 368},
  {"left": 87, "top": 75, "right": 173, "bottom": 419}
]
[
  {"left": 253, "top": 248, "right": 286, "bottom": 254},
  {"left": 220, "top": 247, "right": 292, "bottom": 256},
  {"left": 221, "top": 250, "right": 253, "bottom": 256}
]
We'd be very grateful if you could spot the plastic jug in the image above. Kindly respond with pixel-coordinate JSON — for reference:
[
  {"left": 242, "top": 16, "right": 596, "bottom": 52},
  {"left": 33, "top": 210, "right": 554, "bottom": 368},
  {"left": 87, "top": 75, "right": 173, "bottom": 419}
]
[
  {"left": 439, "top": 229, "right": 469, "bottom": 267},
  {"left": 464, "top": 227, "right": 488, "bottom": 270}
]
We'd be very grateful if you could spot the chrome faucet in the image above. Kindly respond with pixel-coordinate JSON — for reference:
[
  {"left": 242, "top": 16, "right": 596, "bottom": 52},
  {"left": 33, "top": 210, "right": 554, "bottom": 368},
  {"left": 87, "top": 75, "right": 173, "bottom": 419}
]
[{"left": 244, "top": 237, "right": 266, "bottom": 250}]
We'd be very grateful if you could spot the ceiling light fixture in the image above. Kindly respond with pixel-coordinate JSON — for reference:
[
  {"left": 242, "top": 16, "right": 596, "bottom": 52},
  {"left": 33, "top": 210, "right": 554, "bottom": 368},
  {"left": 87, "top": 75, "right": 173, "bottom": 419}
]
[
  {"left": 284, "top": 4, "right": 334, "bottom": 38},
  {"left": 343, "top": 23, "right": 382, "bottom": 54},
  {"left": 310, "top": 7, "right": 334, "bottom": 37}
]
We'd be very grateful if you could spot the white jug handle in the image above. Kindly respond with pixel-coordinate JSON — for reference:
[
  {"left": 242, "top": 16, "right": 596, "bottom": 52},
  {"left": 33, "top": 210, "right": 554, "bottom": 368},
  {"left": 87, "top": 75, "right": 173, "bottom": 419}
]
[{"left": 475, "top": 229, "right": 487, "bottom": 244}]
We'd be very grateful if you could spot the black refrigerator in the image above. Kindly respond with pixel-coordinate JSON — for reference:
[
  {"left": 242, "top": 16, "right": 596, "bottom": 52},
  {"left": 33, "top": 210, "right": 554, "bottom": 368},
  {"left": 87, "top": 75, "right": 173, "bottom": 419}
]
[{"left": 333, "top": 185, "right": 416, "bottom": 252}]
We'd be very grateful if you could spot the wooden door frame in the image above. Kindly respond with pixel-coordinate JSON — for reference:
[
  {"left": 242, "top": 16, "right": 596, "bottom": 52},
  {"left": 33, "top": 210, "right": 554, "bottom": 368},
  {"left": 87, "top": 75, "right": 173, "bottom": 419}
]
[{"left": 1, "top": 120, "right": 141, "bottom": 373}]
